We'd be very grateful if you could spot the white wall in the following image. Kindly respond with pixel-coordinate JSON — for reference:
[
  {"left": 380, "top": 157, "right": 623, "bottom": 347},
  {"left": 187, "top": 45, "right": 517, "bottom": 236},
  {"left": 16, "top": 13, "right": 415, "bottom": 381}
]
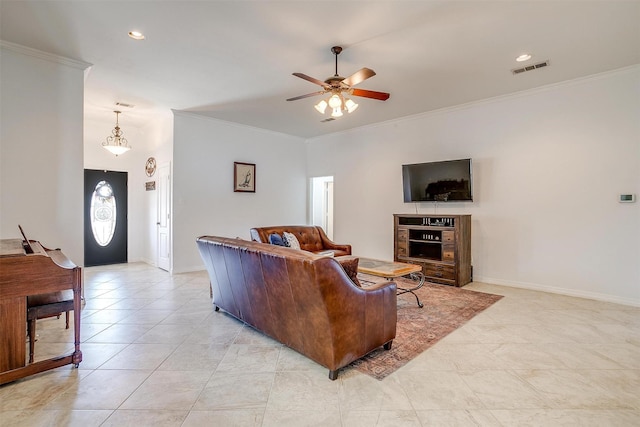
[
  {"left": 306, "top": 67, "right": 640, "bottom": 305},
  {"left": 0, "top": 43, "right": 88, "bottom": 265},
  {"left": 172, "top": 112, "right": 307, "bottom": 272}
]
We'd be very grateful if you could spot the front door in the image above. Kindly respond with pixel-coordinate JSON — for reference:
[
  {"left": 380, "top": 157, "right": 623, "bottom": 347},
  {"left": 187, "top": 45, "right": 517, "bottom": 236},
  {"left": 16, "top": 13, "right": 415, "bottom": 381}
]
[{"left": 84, "top": 169, "right": 128, "bottom": 267}]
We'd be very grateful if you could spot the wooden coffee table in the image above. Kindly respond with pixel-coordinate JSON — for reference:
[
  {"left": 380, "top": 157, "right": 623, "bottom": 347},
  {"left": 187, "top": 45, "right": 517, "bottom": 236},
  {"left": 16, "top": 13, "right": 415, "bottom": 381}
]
[{"left": 357, "top": 258, "right": 425, "bottom": 308}]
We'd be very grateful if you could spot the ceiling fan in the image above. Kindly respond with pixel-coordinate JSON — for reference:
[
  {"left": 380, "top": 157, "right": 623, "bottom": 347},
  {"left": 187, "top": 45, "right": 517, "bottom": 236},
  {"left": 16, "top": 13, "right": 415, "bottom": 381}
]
[{"left": 286, "top": 46, "right": 390, "bottom": 118}]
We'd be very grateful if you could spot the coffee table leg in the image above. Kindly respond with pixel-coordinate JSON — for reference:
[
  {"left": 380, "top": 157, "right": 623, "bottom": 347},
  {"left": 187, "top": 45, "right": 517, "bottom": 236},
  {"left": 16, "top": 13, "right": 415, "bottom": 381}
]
[{"left": 396, "top": 272, "right": 425, "bottom": 308}]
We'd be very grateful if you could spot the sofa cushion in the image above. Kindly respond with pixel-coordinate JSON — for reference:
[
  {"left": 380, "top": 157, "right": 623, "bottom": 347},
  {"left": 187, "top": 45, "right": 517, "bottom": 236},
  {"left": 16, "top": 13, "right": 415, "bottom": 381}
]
[
  {"left": 317, "top": 250, "right": 335, "bottom": 257},
  {"left": 269, "top": 233, "right": 286, "bottom": 246},
  {"left": 283, "top": 231, "right": 301, "bottom": 250}
]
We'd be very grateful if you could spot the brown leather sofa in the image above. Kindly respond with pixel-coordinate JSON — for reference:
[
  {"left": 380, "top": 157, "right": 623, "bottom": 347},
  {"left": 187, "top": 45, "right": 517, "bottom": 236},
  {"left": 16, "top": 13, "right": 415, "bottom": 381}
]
[
  {"left": 249, "top": 225, "right": 351, "bottom": 257},
  {"left": 196, "top": 236, "right": 397, "bottom": 380}
]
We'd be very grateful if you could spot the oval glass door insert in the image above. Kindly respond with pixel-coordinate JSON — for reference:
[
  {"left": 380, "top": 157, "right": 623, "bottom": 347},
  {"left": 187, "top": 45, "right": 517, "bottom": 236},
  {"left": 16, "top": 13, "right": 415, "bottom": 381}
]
[{"left": 90, "top": 180, "right": 117, "bottom": 246}]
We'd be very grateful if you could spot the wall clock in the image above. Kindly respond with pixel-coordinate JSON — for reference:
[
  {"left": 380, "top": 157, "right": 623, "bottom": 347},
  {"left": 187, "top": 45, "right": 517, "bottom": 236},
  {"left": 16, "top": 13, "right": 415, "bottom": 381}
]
[{"left": 145, "top": 157, "right": 157, "bottom": 177}]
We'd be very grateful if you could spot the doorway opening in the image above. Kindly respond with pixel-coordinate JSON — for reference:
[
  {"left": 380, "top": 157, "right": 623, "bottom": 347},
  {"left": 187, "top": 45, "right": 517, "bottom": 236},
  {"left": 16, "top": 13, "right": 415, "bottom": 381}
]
[
  {"left": 311, "top": 176, "right": 334, "bottom": 239},
  {"left": 84, "top": 169, "right": 128, "bottom": 267}
]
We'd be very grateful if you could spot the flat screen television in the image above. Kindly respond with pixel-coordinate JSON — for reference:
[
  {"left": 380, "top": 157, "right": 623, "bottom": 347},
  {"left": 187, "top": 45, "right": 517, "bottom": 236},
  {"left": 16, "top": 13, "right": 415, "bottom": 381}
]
[{"left": 402, "top": 158, "right": 472, "bottom": 202}]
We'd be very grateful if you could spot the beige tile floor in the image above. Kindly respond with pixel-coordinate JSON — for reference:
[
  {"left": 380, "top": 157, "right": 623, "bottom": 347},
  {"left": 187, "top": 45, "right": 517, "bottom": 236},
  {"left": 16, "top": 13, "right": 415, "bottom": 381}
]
[{"left": 1, "top": 262, "right": 638, "bottom": 426}]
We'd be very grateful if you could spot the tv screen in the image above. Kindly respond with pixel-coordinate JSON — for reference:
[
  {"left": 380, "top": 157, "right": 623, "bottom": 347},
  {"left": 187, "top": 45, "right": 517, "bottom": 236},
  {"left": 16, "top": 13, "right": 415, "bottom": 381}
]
[{"left": 402, "top": 159, "right": 472, "bottom": 202}]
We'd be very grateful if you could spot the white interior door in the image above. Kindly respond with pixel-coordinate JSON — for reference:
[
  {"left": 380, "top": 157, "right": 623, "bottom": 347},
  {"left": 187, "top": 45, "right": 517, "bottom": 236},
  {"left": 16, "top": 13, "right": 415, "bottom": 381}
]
[
  {"left": 157, "top": 163, "right": 171, "bottom": 271},
  {"left": 325, "top": 181, "right": 334, "bottom": 239},
  {"left": 311, "top": 176, "right": 334, "bottom": 240}
]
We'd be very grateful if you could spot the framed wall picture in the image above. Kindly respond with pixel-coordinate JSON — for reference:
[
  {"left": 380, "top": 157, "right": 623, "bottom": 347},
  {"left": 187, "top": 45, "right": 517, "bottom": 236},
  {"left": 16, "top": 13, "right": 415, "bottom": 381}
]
[{"left": 234, "top": 162, "right": 256, "bottom": 193}]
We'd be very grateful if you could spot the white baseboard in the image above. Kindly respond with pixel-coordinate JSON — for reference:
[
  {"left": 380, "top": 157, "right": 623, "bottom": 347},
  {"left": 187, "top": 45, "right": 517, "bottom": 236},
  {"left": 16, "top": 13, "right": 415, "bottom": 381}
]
[
  {"left": 172, "top": 265, "right": 206, "bottom": 274},
  {"left": 128, "top": 257, "right": 153, "bottom": 265},
  {"left": 475, "top": 275, "right": 640, "bottom": 307}
]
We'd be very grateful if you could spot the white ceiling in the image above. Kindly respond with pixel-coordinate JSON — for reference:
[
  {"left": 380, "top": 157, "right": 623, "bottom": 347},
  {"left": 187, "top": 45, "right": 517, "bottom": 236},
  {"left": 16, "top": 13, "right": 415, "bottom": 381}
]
[{"left": 1, "top": 1, "right": 639, "bottom": 139}]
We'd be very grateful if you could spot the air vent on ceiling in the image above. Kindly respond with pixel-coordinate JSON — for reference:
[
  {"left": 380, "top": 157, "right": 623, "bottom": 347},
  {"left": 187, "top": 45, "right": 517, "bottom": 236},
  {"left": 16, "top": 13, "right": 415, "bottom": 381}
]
[
  {"left": 115, "top": 102, "right": 135, "bottom": 108},
  {"left": 321, "top": 118, "right": 336, "bottom": 123},
  {"left": 512, "top": 60, "right": 550, "bottom": 75}
]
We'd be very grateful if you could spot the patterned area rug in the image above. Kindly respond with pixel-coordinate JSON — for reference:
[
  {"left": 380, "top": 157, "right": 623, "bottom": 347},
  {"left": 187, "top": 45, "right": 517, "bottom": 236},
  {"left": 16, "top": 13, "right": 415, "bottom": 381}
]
[{"left": 350, "top": 275, "right": 503, "bottom": 380}]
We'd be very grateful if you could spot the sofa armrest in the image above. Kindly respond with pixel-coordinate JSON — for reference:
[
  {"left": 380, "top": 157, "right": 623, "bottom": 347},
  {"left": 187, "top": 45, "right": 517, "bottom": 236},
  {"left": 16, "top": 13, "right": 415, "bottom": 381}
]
[
  {"left": 315, "top": 257, "right": 397, "bottom": 359},
  {"left": 316, "top": 227, "right": 352, "bottom": 255},
  {"left": 335, "top": 277, "right": 397, "bottom": 356}
]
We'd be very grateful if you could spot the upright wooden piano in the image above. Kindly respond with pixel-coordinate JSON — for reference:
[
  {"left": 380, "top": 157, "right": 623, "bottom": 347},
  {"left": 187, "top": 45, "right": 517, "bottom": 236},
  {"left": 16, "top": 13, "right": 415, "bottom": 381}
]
[{"left": 0, "top": 237, "right": 82, "bottom": 385}]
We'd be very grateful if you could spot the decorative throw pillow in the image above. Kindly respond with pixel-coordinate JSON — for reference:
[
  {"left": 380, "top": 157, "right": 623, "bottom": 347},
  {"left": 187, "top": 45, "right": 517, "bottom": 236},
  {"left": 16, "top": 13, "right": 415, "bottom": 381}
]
[
  {"left": 268, "top": 233, "right": 286, "bottom": 246},
  {"left": 337, "top": 256, "right": 361, "bottom": 287},
  {"left": 282, "top": 231, "right": 301, "bottom": 250}
]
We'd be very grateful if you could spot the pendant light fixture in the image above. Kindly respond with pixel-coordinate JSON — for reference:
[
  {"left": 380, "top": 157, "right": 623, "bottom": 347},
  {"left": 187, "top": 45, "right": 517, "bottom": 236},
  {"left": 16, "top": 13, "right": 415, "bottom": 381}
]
[{"left": 102, "top": 110, "right": 131, "bottom": 156}]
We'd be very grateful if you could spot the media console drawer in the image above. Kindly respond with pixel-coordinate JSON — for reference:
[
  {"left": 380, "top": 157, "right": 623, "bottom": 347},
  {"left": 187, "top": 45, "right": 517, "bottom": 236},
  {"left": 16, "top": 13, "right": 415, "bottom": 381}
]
[
  {"left": 396, "top": 229, "right": 408, "bottom": 256},
  {"left": 442, "top": 246, "right": 455, "bottom": 262},
  {"left": 423, "top": 263, "right": 455, "bottom": 280}
]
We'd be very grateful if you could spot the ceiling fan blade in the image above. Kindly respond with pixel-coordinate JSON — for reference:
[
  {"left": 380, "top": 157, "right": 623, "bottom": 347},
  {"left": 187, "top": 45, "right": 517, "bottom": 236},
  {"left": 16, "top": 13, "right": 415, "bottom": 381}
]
[
  {"left": 351, "top": 88, "right": 390, "bottom": 101},
  {"left": 292, "top": 73, "right": 330, "bottom": 88},
  {"left": 286, "top": 91, "right": 325, "bottom": 101},
  {"left": 342, "top": 68, "right": 376, "bottom": 87}
]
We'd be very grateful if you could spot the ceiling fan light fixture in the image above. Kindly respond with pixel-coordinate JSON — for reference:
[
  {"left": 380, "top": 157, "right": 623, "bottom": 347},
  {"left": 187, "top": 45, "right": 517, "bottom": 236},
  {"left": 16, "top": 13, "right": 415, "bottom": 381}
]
[
  {"left": 288, "top": 45, "right": 390, "bottom": 120},
  {"left": 345, "top": 98, "right": 359, "bottom": 113},
  {"left": 314, "top": 99, "right": 328, "bottom": 114},
  {"left": 328, "top": 94, "right": 342, "bottom": 109}
]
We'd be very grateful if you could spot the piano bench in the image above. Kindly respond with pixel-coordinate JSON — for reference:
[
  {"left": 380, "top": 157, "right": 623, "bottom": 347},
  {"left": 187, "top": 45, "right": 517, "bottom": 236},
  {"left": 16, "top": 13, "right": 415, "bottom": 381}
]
[{"left": 27, "top": 292, "right": 74, "bottom": 364}]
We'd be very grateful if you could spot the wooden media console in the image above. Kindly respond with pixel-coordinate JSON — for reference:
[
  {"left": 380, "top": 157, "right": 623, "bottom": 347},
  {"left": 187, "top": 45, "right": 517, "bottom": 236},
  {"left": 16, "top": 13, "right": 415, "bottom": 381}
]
[{"left": 393, "top": 214, "right": 471, "bottom": 287}]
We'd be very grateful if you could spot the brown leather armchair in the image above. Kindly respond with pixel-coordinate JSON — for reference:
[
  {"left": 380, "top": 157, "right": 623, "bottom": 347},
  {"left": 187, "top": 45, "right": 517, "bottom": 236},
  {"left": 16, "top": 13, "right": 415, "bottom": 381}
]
[
  {"left": 249, "top": 225, "right": 351, "bottom": 257},
  {"left": 196, "top": 236, "right": 396, "bottom": 380}
]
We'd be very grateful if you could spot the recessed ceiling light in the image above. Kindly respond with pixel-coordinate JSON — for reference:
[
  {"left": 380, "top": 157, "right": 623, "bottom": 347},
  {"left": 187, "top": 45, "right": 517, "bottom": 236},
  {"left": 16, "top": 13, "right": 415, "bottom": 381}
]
[
  {"left": 516, "top": 53, "right": 532, "bottom": 62},
  {"left": 128, "top": 31, "right": 145, "bottom": 40}
]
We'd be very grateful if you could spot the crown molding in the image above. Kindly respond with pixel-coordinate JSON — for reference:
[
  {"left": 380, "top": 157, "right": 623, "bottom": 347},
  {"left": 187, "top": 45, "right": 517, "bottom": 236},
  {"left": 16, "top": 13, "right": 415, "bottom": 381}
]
[{"left": 0, "top": 40, "right": 91, "bottom": 70}]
